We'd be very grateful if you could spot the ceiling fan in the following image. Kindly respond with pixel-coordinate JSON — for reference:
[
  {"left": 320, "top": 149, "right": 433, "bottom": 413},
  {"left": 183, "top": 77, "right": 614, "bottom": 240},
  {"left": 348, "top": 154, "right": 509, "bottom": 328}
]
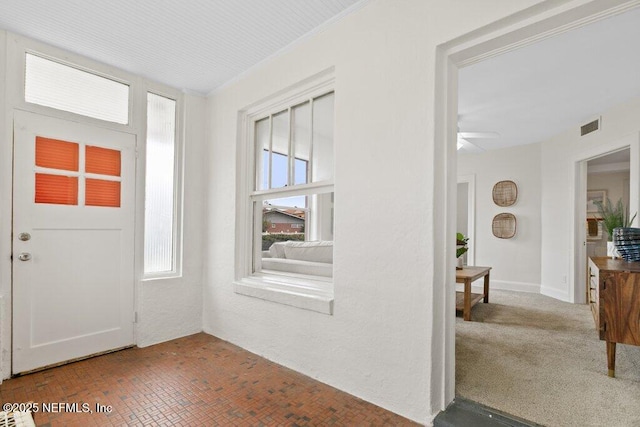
[{"left": 457, "top": 131, "right": 500, "bottom": 152}]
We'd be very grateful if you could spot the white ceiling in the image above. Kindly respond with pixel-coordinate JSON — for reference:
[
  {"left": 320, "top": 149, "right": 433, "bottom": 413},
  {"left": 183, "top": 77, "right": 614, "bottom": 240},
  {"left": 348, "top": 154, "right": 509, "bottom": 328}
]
[
  {"left": 1, "top": 2, "right": 639, "bottom": 151},
  {"left": 0, "top": 0, "right": 364, "bottom": 94},
  {"left": 458, "top": 7, "right": 640, "bottom": 153}
]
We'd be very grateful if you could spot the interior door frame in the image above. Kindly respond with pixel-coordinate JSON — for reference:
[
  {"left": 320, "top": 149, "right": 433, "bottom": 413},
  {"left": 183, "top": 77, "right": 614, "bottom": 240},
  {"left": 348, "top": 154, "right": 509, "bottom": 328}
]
[
  {"left": 1, "top": 36, "right": 141, "bottom": 380},
  {"left": 571, "top": 135, "right": 639, "bottom": 304},
  {"left": 434, "top": 0, "right": 640, "bottom": 414}
]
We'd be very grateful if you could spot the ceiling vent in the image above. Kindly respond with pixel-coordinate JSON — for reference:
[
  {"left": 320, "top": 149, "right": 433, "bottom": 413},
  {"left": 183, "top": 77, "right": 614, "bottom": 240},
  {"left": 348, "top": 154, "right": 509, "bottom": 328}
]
[{"left": 581, "top": 118, "right": 600, "bottom": 136}]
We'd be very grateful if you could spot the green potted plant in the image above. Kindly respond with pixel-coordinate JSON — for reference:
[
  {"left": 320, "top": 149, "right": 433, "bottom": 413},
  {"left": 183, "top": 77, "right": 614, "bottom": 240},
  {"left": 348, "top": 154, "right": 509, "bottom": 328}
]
[
  {"left": 594, "top": 197, "right": 636, "bottom": 258},
  {"left": 456, "top": 232, "right": 469, "bottom": 269}
]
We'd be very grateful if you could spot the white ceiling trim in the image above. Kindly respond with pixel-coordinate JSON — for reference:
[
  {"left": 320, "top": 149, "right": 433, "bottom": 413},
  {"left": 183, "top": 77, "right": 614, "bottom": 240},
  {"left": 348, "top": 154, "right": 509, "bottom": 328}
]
[{"left": 454, "top": 0, "right": 640, "bottom": 69}]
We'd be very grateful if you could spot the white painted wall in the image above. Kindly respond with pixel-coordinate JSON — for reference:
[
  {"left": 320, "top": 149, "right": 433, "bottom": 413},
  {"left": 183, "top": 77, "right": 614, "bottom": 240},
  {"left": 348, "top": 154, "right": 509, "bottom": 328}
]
[
  {"left": 588, "top": 171, "right": 629, "bottom": 214},
  {"left": 204, "top": 0, "right": 541, "bottom": 423},
  {"left": 456, "top": 182, "right": 469, "bottom": 266},
  {"left": 458, "top": 143, "right": 542, "bottom": 293},
  {"left": 541, "top": 96, "right": 640, "bottom": 301},
  {"left": 0, "top": 29, "right": 9, "bottom": 382},
  {"left": 0, "top": 33, "right": 206, "bottom": 378},
  {"left": 456, "top": 96, "right": 640, "bottom": 302},
  {"left": 457, "top": 183, "right": 469, "bottom": 236},
  {"left": 587, "top": 170, "right": 629, "bottom": 256}
]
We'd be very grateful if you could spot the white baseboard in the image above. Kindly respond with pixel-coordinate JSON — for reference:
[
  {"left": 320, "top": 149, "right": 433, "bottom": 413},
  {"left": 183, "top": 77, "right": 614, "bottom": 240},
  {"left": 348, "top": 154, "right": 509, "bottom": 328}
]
[
  {"left": 455, "top": 282, "right": 573, "bottom": 302},
  {"left": 456, "top": 280, "right": 540, "bottom": 294},
  {"left": 491, "top": 280, "right": 540, "bottom": 293},
  {"left": 540, "top": 285, "right": 570, "bottom": 302}
]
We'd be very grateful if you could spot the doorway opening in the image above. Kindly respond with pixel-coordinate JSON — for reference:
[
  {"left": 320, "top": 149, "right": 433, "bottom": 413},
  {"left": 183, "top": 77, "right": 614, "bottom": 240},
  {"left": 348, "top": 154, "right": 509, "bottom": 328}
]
[
  {"left": 574, "top": 141, "right": 638, "bottom": 304},
  {"left": 587, "top": 149, "right": 632, "bottom": 253},
  {"left": 438, "top": 0, "right": 640, "bottom": 423}
]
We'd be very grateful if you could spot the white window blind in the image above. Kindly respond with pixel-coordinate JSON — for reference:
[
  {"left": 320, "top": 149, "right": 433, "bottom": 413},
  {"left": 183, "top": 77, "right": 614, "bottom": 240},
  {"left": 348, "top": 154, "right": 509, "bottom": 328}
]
[
  {"left": 144, "top": 93, "right": 177, "bottom": 275},
  {"left": 25, "top": 53, "right": 129, "bottom": 124}
]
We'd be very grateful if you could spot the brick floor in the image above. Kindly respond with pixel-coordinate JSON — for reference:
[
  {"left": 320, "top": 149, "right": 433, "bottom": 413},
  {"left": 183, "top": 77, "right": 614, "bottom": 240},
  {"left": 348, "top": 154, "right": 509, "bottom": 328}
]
[{"left": 0, "top": 333, "right": 418, "bottom": 426}]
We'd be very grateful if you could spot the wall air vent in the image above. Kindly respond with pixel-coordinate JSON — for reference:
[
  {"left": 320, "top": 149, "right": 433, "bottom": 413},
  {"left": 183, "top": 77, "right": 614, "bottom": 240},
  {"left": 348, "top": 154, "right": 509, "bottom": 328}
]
[{"left": 581, "top": 118, "right": 600, "bottom": 136}]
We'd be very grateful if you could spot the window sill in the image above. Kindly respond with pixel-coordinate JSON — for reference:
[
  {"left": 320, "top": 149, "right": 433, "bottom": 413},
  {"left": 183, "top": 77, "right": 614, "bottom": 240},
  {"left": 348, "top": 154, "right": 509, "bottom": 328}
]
[
  {"left": 142, "top": 272, "right": 182, "bottom": 282},
  {"left": 234, "top": 274, "right": 334, "bottom": 315}
]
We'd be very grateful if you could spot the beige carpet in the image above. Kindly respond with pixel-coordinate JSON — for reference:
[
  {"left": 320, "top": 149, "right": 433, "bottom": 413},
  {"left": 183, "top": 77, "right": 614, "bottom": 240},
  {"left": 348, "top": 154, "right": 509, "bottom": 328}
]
[{"left": 456, "top": 290, "right": 640, "bottom": 427}]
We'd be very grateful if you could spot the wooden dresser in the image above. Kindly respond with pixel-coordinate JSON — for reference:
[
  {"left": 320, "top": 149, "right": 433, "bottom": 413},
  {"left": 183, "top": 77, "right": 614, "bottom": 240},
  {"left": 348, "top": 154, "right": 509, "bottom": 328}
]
[{"left": 588, "top": 257, "right": 640, "bottom": 377}]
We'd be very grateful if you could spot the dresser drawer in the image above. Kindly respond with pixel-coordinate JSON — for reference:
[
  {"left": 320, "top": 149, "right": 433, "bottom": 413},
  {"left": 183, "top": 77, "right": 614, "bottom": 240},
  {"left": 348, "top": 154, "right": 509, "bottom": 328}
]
[
  {"left": 589, "top": 262, "right": 598, "bottom": 291},
  {"left": 588, "top": 258, "right": 600, "bottom": 329}
]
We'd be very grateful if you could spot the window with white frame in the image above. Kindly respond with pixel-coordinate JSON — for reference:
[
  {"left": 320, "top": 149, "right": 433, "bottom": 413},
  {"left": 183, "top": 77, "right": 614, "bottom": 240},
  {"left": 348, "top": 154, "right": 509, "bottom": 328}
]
[
  {"left": 236, "top": 82, "right": 334, "bottom": 313},
  {"left": 144, "top": 92, "right": 180, "bottom": 276}
]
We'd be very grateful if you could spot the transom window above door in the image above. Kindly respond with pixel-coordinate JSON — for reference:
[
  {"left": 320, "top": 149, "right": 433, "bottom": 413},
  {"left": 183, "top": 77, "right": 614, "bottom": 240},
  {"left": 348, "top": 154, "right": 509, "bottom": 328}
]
[{"left": 25, "top": 53, "right": 130, "bottom": 124}]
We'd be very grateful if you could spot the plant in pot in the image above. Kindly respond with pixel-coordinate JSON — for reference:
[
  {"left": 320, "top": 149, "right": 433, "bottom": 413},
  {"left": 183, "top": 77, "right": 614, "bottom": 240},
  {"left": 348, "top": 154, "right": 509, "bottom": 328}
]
[
  {"left": 594, "top": 198, "right": 637, "bottom": 258},
  {"left": 456, "top": 232, "right": 469, "bottom": 269}
]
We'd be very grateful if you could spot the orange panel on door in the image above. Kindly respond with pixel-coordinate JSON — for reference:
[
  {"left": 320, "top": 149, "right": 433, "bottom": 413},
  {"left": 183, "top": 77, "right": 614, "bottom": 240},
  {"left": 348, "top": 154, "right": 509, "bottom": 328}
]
[
  {"left": 35, "top": 137, "right": 79, "bottom": 171},
  {"left": 35, "top": 173, "right": 78, "bottom": 205},
  {"left": 86, "top": 146, "right": 121, "bottom": 176},
  {"left": 86, "top": 179, "right": 121, "bottom": 207}
]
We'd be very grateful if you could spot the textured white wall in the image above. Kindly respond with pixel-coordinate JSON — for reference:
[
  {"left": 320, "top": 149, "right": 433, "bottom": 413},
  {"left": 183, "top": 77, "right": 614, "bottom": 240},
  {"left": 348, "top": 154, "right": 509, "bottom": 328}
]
[
  {"left": 458, "top": 143, "right": 542, "bottom": 293},
  {"left": 0, "top": 29, "right": 10, "bottom": 382},
  {"left": 541, "top": 96, "right": 640, "bottom": 301},
  {"left": 204, "top": 0, "right": 541, "bottom": 423},
  {"left": 137, "top": 94, "right": 206, "bottom": 347}
]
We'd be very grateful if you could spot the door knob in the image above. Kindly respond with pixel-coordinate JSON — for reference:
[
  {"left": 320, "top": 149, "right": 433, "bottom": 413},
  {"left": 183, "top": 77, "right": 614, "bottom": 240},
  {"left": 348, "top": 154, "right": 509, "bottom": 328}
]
[
  {"left": 18, "top": 253, "right": 32, "bottom": 261},
  {"left": 18, "top": 232, "right": 31, "bottom": 241}
]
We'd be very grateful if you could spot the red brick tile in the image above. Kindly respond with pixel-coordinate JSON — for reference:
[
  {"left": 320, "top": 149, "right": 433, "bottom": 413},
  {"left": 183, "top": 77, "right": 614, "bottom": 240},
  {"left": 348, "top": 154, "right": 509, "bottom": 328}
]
[{"left": 1, "top": 333, "right": 417, "bottom": 426}]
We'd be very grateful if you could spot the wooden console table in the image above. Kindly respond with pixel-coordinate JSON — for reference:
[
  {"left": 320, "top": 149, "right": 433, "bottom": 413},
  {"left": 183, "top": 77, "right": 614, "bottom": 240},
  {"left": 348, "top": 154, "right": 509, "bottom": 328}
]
[
  {"left": 455, "top": 266, "right": 491, "bottom": 321},
  {"left": 588, "top": 257, "right": 640, "bottom": 377}
]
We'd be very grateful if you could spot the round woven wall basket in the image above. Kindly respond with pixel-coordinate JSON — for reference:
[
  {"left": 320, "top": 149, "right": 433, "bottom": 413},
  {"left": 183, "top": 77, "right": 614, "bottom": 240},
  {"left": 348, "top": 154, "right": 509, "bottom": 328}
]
[
  {"left": 492, "top": 213, "right": 516, "bottom": 239},
  {"left": 492, "top": 180, "right": 517, "bottom": 207}
]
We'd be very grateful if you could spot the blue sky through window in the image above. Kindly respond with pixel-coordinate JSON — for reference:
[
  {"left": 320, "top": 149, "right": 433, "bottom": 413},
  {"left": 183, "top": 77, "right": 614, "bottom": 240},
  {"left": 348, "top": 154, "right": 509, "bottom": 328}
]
[
  {"left": 295, "top": 158, "right": 307, "bottom": 185},
  {"left": 271, "top": 152, "right": 287, "bottom": 188},
  {"left": 263, "top": 149, "right": 308, "bottom": 189}
]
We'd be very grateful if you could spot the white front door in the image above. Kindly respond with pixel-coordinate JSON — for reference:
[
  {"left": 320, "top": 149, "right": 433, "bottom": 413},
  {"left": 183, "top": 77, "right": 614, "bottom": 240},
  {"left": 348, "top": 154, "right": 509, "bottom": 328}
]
[{"left": 12, "top": 111, "right": 136, "bottom": 374}]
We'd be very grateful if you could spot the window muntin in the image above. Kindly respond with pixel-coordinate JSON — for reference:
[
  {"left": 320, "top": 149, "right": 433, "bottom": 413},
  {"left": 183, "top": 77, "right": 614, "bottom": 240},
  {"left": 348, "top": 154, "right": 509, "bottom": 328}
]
[
  {"left": 270, "top": 111, "right": 289, "bottom": 189},
  {"left": 292, "top": 101, "right": 311, "bottom": 185},
  {"left": 250, "top": 92, "right": 334, "bottom": 279},
  {"left": 25, "top": 53, "right": 129, "bottom": 124},
  {"left": 34, "top": 137, "right": 123, "bottom": 208},
  {"left": 144, "top": 93, "right": 178, "bottom": 275},
  {"left": 256, "top": 93, "right": 334, "bottom": 193}
]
